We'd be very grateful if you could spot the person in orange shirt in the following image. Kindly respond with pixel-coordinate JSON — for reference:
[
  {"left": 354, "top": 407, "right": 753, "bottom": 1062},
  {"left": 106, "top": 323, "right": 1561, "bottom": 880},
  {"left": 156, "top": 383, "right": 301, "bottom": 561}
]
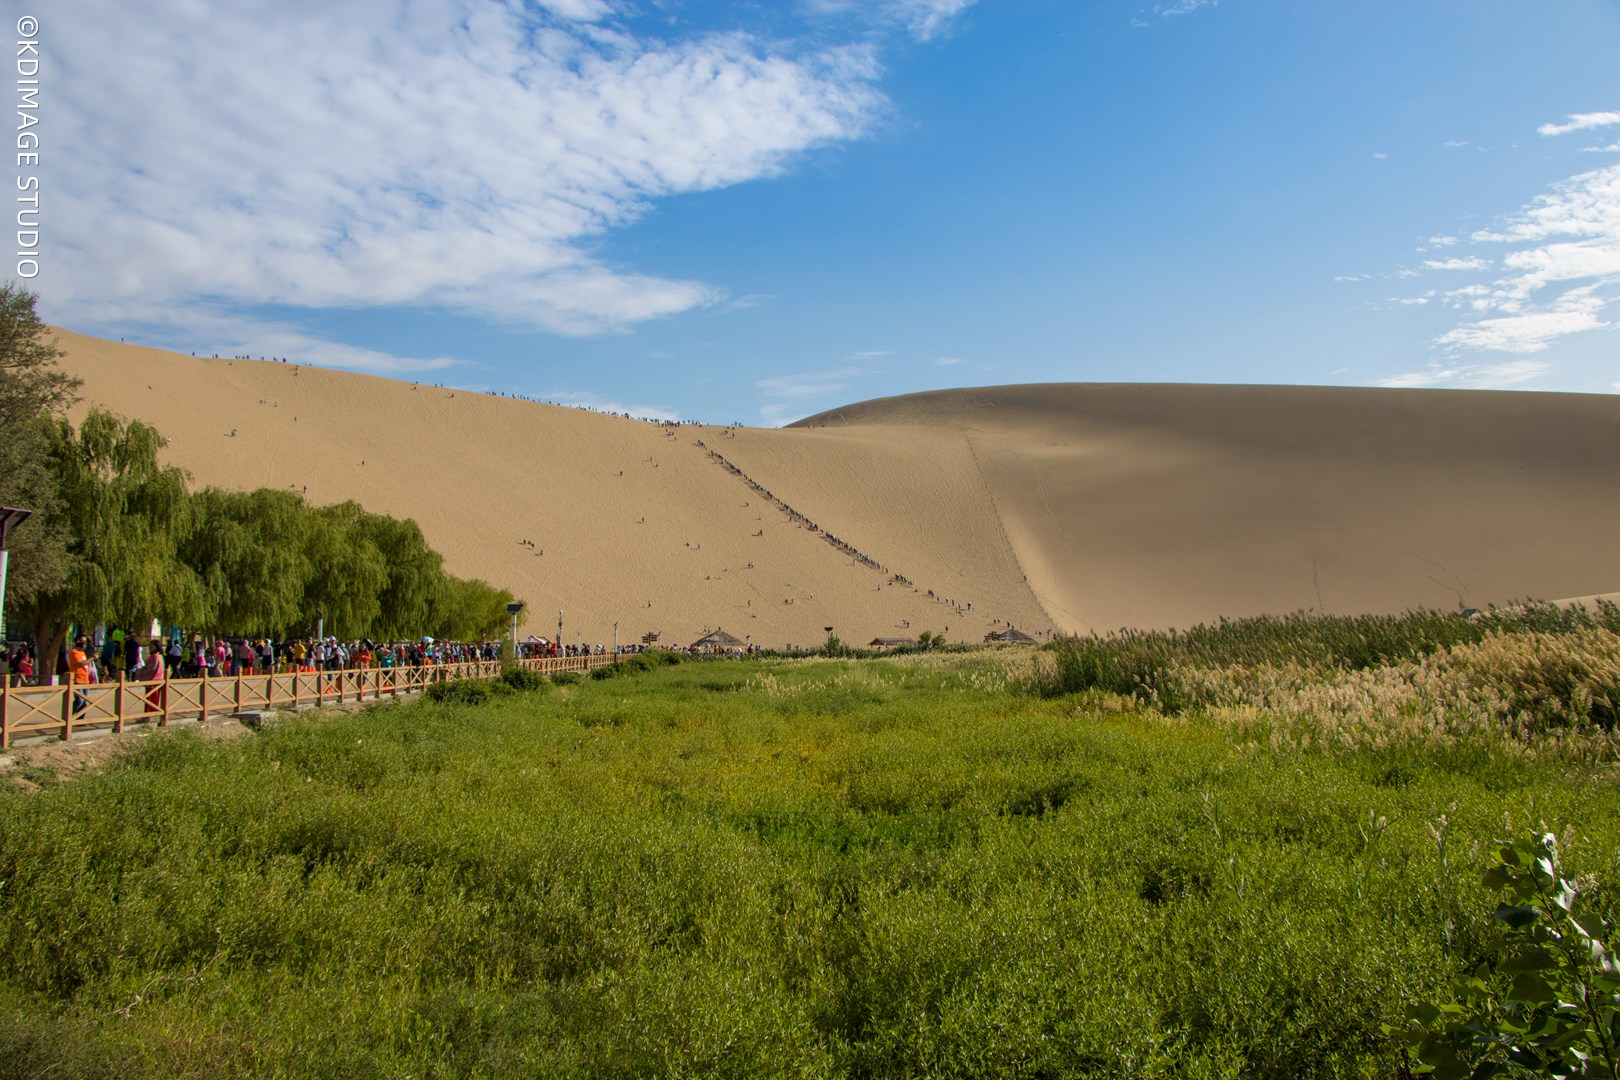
[{"left": 67, "top": 635, "right": 93, "bottom": 714}]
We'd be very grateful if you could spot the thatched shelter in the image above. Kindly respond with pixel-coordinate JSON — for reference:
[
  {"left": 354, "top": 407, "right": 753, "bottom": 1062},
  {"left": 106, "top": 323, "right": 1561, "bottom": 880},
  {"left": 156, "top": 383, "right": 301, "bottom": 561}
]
[
  {"left": 690, "top": 628, "right": 745, "bottom": 650},
  {"left": 985, "top": 628, "right": 1038, "bottom": 644}
]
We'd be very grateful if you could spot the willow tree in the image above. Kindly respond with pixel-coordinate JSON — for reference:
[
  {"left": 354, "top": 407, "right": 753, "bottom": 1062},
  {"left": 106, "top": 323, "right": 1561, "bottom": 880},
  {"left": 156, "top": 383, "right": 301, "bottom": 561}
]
[
  {"left": 23, "top": 409, "right": 209, "bottom": 663},
  {"left": 358, "top": 511, "right": 445, "bottom": 640},
  {"left": 182, "top": 487, "right": 316, "bottom": 637},
  {"left": 435, "top": 576, "right": 520, "bottom": 642},
  {"left": 302, "top": 501, "right": 388, "bottom": 639}
]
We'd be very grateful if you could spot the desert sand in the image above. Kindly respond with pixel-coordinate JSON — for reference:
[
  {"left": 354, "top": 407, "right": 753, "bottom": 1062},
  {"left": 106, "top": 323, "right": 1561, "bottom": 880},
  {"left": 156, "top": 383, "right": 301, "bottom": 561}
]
[{"left": 49, "top": 330, "right": 1620, "bottom": 643}]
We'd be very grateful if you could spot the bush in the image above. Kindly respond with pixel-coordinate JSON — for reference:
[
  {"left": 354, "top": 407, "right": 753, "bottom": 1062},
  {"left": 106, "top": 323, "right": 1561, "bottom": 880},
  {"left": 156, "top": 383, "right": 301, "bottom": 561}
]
[
  {"left": 551, "top": 670, "right": 582, "bottom": 686},
  {"left": 1388, "top": 831, "right": 1619, "bottom": 1079},
  {"left": 424, "top": 679, "right": 493, "bottom": 705},
  {"left": 499, "top": 666, "right": 548, "bottom": 692}
]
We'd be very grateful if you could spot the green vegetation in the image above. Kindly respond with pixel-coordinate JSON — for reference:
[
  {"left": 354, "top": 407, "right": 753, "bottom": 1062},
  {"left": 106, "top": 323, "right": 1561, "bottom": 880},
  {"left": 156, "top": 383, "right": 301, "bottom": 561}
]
[
  {"left": 0, "top": 285, "right": 521, "bottom": 654},
  {"left": 1036, "top": 605, "right": 1620, "bottom": 742},
  {"left": 2, "top": 641, "right": 1617, "bottom": 1078},
  {"left": 1389, "top": 831, "right": 1618, "bottom": 1079}
]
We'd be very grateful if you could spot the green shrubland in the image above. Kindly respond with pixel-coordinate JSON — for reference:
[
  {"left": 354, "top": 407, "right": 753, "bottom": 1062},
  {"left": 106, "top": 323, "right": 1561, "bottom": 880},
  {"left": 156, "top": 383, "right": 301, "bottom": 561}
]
[{"left": 1, "top": 642, "right": 1617, "bottom": 1078}]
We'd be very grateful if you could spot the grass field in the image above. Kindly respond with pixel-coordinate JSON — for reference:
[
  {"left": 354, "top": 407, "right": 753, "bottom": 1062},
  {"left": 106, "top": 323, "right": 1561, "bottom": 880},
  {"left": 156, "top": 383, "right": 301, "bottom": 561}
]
[{"left": 2, "top": 637, "right": 1617, "bottom": 1078}]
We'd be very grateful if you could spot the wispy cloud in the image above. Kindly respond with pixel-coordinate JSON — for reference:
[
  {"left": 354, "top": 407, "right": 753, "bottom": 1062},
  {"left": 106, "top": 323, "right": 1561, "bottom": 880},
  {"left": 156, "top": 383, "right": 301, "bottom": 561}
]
[
  {"left": 1154, "top": 0, "right": 1216, "bottom": 18},
  {"left": 1374, "top": 115, "right": 1620, "bottom": 386},
  {"left": 1538, "top": 111, "right": 1620, "bottom": 137},
  {"left": 753, "top": 365, "right": 872, "bottom": 425},
  {"left": 43, "top": 1, "right": 898, "bottom": 369},
  {"left": 1436, "top": 286, "right": 1611, "bottom": 355},
  {"left": 1378, "top": 359, "right": 1552, "bottom": 390},
  {"left": 1414, "top": 115, "right": 1620, "bottom": 364},
  {"left": 803, "top": 0, "right": 977, "bottom": 42},
  {"left": 544, "top": 391, "right": 683, "bottom": 421},
  {"left": 1132, "top": 0, "right": 1216, "bottom": 26}
]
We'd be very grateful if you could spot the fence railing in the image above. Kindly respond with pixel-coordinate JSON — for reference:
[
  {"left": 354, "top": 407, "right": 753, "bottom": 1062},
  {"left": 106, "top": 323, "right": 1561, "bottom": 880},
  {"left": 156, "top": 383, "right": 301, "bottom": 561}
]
[{"left": 0, "top": 653, "right": 619, "bottom": 748}]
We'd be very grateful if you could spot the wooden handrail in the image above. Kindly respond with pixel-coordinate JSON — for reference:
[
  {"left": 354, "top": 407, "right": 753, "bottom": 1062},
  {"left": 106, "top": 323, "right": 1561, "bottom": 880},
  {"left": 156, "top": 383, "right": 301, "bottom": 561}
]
[{"left": 0, "top": 652, "right": 620, "bottom": 747}]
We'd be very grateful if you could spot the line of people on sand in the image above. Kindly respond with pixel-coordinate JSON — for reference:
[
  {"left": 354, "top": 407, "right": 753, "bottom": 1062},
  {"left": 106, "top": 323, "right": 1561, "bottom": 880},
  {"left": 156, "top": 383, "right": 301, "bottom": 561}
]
[
  {"left": 697, "top": 446, "right": 1016, "bottom": 626},
  {"left": 699, "top": 446, "right": 907, "bottom": 579}
]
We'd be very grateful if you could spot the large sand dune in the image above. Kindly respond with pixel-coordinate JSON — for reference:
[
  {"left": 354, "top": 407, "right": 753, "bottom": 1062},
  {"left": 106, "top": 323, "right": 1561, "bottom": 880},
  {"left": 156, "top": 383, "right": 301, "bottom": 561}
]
[
  {"left": 50, "top": 330, "right": 1620, "bottom": 642},
  {"left": 796, "top": 384, "right": 1620, "bottom": 632}
]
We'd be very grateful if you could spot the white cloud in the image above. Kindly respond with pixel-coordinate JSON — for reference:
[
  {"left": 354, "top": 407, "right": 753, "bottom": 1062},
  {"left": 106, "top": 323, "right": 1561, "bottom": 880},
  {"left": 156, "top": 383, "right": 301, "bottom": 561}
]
[
  {"left": 1538, "top": 111, "right": 1620, "bottom": 137},
  {"left": 850, "top": 350, "right": 891, "bottom": 359},
  {"left": 545, "top": 391, "right": 682, "bottom": 421},
  {"left": 1378, "top": 359, "right": 1551, "bottom": 390},
  {"left": 41, "top": 1, "right": 889, "bottom": 365},
  {"left": 1393, "top": 297, "right": 1430, "bottom": 306},
  {"left": 1154, "top": 0, "right": 1216, "bottom": 17},
  {"left": 1436, "top": 287, "right": 1611, "bottom": 354},
  {"left": 754, "top": 368, "right": 862, "bottom": 399},
  {"left": 803, "top": 0, "right": 976, "bottom": 41},
  {"left": 1131, "top": 0, "right": 1215, "bottom": 26},
  {"left": 894, "top": 0, "right": 977, "bottom": 41},
  {"left": 1372, "top": 152, "right": 1390, "bottom": 160},
  {"left": 1423, "top": 257, "right": 1491, "bottom": 271},
  {"left": 1429, "top": 162, "right": 1620, "bottom": 357},
  {"left": 534, "top": 0, "right": 615, "bottom": 20},
  {"left": 1333, "top": 273, "right": 1371, "bottom": 283},
  {"left": 754, "top": 365, "right": 872, "bottom": 424}
]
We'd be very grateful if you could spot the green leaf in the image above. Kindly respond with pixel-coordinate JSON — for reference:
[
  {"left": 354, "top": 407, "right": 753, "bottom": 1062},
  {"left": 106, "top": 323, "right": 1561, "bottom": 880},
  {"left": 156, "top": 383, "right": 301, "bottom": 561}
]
[{"left": 1493, "top": 904, "right": 1542, "bottom": 930}]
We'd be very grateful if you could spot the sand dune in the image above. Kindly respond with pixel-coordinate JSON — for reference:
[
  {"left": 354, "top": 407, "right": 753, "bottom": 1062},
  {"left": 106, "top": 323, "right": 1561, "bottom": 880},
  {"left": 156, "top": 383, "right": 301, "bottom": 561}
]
[
  {"left": 796, "top": 384, "right": 1620, "bottom": 632},
  {"left": 49, "top": 331, "right": 1034, "bottom": 647},
  {"left": 50, "top": 331, "right": 1620, "bottom": 642}
]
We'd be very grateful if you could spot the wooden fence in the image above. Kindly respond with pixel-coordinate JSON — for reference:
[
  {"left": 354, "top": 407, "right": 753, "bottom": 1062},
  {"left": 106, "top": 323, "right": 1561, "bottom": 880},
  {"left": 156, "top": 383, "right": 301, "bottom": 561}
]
[{"left": 0, "top": 653, "right": 619, "bottom": 749}]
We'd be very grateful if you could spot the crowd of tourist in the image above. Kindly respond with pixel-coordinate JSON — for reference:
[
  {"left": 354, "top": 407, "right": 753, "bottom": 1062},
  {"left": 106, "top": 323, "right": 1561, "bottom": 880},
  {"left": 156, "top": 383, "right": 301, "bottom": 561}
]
[{"left": 2, "top": 632, "right": 621, "bottom": 689}]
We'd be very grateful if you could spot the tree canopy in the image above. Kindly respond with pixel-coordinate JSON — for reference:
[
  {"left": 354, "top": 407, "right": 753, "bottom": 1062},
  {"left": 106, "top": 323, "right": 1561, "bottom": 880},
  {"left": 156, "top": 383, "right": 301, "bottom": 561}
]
[{"left": 1, "top": 287, "right": 521, "bottom": 653}]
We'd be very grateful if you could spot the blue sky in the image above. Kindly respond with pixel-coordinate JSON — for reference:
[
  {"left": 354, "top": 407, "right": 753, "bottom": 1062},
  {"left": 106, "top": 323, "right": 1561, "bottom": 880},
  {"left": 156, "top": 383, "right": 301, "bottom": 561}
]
[{"left": 34, "top": 0, "right": 1620, "bottom": 424}]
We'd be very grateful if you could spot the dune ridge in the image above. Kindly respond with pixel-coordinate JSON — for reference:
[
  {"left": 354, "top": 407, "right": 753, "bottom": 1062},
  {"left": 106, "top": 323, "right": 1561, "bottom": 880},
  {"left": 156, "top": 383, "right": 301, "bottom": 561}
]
[
  {"left": 48, "top": 330, "right": 1039, "bottom": 647},
  {"left": 796, "top": 384, "right": 1620, "bottom": 632},
  {"left": 49, "top": 331, "right": 1620, "bottom": 641}
]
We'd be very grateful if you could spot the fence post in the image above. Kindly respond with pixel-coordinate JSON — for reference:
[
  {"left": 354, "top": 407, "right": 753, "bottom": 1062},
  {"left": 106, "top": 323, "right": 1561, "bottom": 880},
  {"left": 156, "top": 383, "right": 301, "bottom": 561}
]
[
  {"left": 61, "top": 680, "right": 73, "bottom": 741},
  {"left": 115, "top": 672, "right": 126, "bottom": 734},
  {"left": 199, "top": 673, "right": 208, "bottom": 722},
  {"left": 1, "top": 684, "right": 8, "bottom": 750},
  {"left": 293, "top": 669, "right": 301, "bottom": 711},
  {"left": 161, "top": 674, "right": 170, "bottom": 727}
]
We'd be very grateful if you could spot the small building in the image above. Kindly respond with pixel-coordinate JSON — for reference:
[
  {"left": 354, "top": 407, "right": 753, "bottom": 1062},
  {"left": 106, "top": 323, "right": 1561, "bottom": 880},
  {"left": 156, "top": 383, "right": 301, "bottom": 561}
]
[
  {"left": 868, "top": 637, "right": 915, "bottom": 648},
  {"left": 985, "top": 628, "right": 1038, "bottom": 644},
  {"left": 690, "top": 628, "right": 745, "bottom": 652}
]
